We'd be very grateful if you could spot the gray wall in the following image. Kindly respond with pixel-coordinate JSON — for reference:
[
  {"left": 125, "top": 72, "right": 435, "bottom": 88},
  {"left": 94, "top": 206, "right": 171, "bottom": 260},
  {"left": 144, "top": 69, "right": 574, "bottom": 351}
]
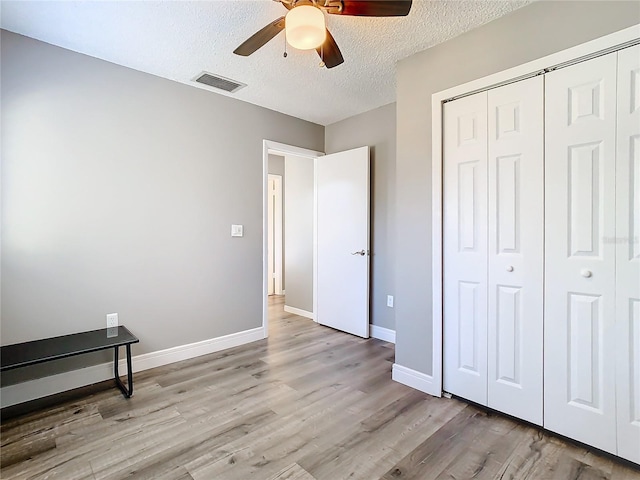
[
  {"left": 325, "top": 103, "right": 396, "bottom": 331},
  {"left": 394, "top": 1, "right": 640, "bottom": 375},
  {"left": 268, "top": 153, "right": 285, "bottom": 291},
  {"left": 268, "top": 154, "right": 285, "bottom": 177},
  {"left": 283, "top": 155, "right": 314, "bottom": 313},
  {"left": 0, "top": 31, "right": 323, "bottom": 382}
]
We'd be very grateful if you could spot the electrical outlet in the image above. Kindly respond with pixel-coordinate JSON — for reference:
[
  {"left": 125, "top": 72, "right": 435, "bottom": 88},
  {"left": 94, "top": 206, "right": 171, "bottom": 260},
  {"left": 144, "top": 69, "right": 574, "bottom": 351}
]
[
  {"left": 387, "top": 295, "right": 394, "bottom": 308},
  {"left": 106, "top": 313, "right": 119, "bottom": 329}
]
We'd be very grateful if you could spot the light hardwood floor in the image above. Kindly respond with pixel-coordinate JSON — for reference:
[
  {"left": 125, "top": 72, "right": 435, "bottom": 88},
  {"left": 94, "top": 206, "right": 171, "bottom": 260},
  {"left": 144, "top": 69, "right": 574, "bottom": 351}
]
[{"left": 1, "top": 296, "right": 639, "bottom": 479}]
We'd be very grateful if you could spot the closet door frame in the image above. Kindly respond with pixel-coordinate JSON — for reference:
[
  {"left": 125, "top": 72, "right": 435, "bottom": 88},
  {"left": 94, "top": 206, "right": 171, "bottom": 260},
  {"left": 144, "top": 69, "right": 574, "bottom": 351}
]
[{"left": 420, "top": 25, "right": 640, "bottom": 398}]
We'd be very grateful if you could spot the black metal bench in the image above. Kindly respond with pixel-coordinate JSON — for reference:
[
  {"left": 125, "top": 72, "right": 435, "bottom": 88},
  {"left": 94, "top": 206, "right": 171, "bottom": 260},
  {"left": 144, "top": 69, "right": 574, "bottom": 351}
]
[{"left": 1, "top": 326, "right": 139, "bottom": 398}]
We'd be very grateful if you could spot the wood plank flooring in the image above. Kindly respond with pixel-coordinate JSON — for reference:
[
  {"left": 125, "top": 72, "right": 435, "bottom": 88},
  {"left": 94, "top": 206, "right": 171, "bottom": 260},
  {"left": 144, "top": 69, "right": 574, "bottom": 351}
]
[{"left": 2, "top": 296, "right": 638, "bottom": 479}]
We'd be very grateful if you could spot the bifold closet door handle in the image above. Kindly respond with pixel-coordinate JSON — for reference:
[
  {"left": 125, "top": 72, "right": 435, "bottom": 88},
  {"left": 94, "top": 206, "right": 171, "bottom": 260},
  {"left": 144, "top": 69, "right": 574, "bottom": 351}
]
[
  {"left": 506, "top": 266, "right": 514, "bottom": 272},
  {"left": 581, "top": 269, "right": 592, "bottom": 278},
  {"left": 351, "top": 250, "right": 366, "bottom": 256}
]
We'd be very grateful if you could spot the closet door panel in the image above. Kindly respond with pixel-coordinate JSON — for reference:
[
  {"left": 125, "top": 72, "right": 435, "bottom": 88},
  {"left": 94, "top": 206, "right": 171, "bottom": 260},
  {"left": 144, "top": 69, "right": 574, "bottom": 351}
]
[
  {"left": 487, "top": 76, "right": 544, "bottom": 425},
  {"left": 616, "top": 44, "right": 640, "bottom": 464},
  {"left": 443, "top": 92, "right": 488, "bottom": 405},
  {"left": 544, "top": 53, "right": 617, "bottom": 454}
]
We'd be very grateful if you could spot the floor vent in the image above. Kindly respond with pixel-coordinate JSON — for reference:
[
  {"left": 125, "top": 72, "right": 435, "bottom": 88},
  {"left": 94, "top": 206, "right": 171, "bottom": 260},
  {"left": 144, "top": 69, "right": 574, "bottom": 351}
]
[{"left": 193, "top": 72, "right": 246, "bottom": 93}]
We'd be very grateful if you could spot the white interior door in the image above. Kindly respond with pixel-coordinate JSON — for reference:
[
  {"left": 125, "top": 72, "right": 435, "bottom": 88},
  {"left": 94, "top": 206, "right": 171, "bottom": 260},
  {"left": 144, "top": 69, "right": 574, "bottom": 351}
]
[
  {"left": 271, "top": 175, "right": 283, "bottom": 295},
  {"left": 544, "top": 52, "right": 618, "bottom": 454},
  {"left": 316, "top": 146, "right": 370, "bottom": 338},
  {"left": 268, "top": 177, "right": 275, "bottom": 296},
  {"left": 443, "top": 92, "right": 489, "bottom": 405},
  {"left": 487, "top": 76, "right": 544, "bottom": 425},
  {"left": 615, "top": 44, "right": 640, "bottom": 464}
]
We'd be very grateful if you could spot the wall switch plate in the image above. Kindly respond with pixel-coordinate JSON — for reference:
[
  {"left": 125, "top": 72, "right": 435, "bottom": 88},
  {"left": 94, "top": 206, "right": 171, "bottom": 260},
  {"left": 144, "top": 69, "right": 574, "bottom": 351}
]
[
  {"left": 106, "top": 313, "right": 119, "bottom": 329},
  {"left": 231, "top": 224, "right": 243, "bottom": 237},
  {"left": 387, "top": 295, "right": 394, "bottom": 308}
]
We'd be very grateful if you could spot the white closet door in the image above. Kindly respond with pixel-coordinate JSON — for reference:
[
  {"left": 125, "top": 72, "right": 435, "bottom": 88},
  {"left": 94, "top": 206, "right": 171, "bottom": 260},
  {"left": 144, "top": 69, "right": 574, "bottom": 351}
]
[
  {"left": 487, "top": 76, "right": 544, "bottom": 425},
  {"left": 544, "top": 53, "right": 618, "bottom": 454},
  {"left": 615, "top": 44, "right": 640, "bottom": 464},
  {"left": 443, "top": 92, "right": 488, "bottom": 405}
]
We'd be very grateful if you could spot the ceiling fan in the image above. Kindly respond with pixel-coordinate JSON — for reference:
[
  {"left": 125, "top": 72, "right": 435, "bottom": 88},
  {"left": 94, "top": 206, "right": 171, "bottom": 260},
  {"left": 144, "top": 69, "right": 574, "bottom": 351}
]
[{"left": 233, "top": 0, "right": 413, "bottom": 69}]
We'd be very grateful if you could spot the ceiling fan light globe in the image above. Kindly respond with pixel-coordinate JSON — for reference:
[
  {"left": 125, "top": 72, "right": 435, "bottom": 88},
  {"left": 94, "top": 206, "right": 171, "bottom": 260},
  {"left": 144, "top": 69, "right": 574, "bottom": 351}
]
[{"left": 285, "top": 5, "right": 326, "bottom": 50}]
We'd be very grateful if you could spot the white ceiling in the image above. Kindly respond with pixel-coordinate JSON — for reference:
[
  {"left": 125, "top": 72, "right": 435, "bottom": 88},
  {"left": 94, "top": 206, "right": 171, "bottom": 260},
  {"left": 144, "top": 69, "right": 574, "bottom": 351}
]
[{"left": 0, "top": 0, "right": 531, "bottom": 125}]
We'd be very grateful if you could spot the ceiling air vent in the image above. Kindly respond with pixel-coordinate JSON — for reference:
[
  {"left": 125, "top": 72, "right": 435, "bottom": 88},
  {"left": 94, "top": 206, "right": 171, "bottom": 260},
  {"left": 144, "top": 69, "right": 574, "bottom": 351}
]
[{"left": 193, "top": 72, "right": 246, "bottom": 93}]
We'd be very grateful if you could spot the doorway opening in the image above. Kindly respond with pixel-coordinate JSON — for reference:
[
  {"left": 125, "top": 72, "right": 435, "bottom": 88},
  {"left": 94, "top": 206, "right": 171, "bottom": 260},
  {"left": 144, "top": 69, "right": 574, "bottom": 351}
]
[
  {"left": 262, "top": 141, "right": 323, "bottom": 338},
  {"left": 262, "top": 140, "right": 372, "bottom": 340}
]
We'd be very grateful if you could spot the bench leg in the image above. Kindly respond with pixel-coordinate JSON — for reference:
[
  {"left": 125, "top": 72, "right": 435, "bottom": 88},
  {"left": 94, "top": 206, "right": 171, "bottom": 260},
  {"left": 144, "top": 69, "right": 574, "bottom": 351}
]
[{"left": 114, "top": 345, "right": 134, "bottom": 398}]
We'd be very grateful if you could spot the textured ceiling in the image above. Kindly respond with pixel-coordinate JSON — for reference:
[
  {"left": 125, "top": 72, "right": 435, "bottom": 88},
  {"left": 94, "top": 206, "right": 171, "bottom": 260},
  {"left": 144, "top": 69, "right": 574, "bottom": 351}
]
[{"left": 0, "top": 0, "right": 531, "bottom": 125}]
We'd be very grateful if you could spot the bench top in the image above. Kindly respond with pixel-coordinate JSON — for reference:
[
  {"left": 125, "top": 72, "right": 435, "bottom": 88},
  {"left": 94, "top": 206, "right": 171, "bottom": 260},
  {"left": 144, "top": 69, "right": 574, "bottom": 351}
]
[{"left": 0, "top": 326, "right": 139, "bottom": 371}]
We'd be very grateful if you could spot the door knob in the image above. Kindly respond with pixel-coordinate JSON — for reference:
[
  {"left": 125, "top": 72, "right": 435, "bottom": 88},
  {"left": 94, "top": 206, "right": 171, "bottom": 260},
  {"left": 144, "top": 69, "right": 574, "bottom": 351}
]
[
  {"left": 351, "top": 250, "right": 366, "bottom": 256},
  {"left": 506, "top": 266, "right": 514, "bottom": 272},
  {"left": 580, "top": 269, "right": 592, "bottom": 278}
]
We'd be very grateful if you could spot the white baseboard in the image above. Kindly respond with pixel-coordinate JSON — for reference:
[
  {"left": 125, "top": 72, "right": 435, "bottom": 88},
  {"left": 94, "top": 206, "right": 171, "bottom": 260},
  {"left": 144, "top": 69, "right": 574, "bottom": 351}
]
[
  {"left": 283, "top": 305, "right": 314, "bottom": 320},
  {"left": 0, "top": 327, "right": 265, "bottom": 408},
  {"left": 392, "top": 363, "right": 441, "bottom": 397},
  {"left": 369, "top": 324, "right": 396, "bottom": 343}
]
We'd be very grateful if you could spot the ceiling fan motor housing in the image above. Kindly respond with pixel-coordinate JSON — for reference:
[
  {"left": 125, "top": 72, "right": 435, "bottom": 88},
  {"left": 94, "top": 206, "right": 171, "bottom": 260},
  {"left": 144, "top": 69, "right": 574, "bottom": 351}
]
[{"left": 281, "top": 0, "right": 344, "bottom": 15}]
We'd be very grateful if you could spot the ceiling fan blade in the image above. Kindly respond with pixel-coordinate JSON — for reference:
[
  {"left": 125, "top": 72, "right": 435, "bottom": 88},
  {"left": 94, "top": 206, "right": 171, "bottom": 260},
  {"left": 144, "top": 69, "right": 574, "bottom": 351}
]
[
  {"left": 340, "top": 0, "right": 412, "bottom": 16},
  {"left": 317, "top": 29, "right": 344, "bottom": 69},
  {"left": 233, "top": 17, "right": 285, "bottom": 56}
]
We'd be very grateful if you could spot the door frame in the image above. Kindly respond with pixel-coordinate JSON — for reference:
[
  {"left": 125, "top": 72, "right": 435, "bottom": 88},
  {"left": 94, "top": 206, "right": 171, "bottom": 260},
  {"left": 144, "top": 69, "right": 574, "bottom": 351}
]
[
  {"left": 262, "top": 140, "right": 324, "bottom": 338},
  {"left": 428, "top": 25, "right": 640, "bottom": 397},
  {"left": 267, "top": 174, "right": 284, "bottom": 296}
]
